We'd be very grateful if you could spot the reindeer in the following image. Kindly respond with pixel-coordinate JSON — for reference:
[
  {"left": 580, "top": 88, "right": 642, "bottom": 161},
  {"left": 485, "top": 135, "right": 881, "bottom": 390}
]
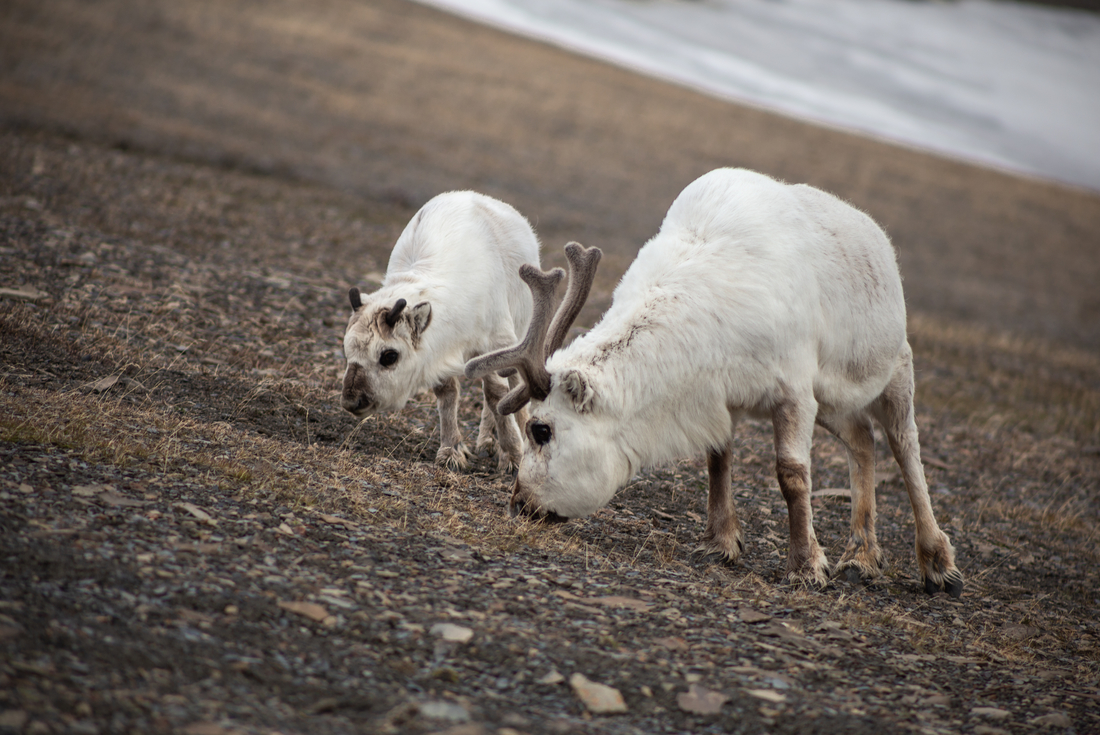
[
  {"left": 466, "top": 168, "right": 963, "bottom": 596},
  {"left": 342, "top": 190, "right": 540, "bottom": 472}
]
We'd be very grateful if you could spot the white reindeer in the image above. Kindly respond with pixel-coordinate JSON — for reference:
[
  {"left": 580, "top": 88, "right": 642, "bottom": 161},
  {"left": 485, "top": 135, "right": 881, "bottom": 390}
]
[
  {"left": 467, "top": 168, "right": 963, "bottom": 596},
  {"left": 342, "top": 190, "right": 540, "bottom": 471}
]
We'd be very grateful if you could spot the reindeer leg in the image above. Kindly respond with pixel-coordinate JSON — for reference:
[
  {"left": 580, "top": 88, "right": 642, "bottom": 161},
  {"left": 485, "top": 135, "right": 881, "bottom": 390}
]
[
  {"left": 873, "top": 345, "right": 963, "bottom": 597},
  {"left": 475, "top": 399, "right": 497, "bottom": 457},
  {"left": 693, "top": 440, "right": 745, "bottom": 564},
  {"left": 433, "top": 376, "right": 470, "bottom": 471},
  {"left": 824, "top": 414, "right": 885, "bottom": 584},
  {"left": 482, "top": 372, "right": 523, "bottom": 473},
  {"left": 773, "top": 397, "right": 830, "bottom": 588}
]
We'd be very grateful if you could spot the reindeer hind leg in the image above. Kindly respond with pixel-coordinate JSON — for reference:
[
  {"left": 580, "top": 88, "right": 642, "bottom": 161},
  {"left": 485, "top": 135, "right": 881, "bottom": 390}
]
[
  {"left": 482, "top": 373, "right": 523, "bottom": 473},
  {"left": 873, "top": 344, "right": 963, "bottom": 597},
  {"left": 822, "top": 413, "right": 884, "bottom": 585}
]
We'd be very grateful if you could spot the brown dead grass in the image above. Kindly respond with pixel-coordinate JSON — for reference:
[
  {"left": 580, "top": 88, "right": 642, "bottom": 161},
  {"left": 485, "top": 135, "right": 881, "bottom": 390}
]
[{"left": 909, "top": 314, "right": 1100, "bottom": 444}]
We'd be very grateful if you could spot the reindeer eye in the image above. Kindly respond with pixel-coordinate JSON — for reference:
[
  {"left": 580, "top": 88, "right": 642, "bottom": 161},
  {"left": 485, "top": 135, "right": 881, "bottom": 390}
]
[
  {"left": 531, "top": 422, "right": 552, "bottom": 446},
  {"left": 379, "top": 349, "right": 399, "bottom": 368}
]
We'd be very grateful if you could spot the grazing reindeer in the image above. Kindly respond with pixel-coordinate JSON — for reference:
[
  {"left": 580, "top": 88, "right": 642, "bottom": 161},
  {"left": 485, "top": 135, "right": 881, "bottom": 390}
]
[
  {"left": 342, "top": 190, "right": 540, "bottom": 471},
  {"left": 467, "top": 168, "right": 963, "bottom": 596}
]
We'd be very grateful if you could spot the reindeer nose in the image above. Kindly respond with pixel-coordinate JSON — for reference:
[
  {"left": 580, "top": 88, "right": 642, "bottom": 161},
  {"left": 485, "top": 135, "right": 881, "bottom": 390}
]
[
  {"left": 508, "top": 487, "right": 529, "bottom": 519},
  {"left": 342, "top": 392, "right": 373, "bottom": 415},
  {"left": 509, "top": 482, "right": 569, "bottom": 523}
]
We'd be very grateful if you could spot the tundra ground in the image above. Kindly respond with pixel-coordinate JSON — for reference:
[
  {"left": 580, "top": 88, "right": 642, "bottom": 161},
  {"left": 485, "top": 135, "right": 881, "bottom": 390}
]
[{"left": 2, "top": 1, "right": 1099, "bottom": 733}]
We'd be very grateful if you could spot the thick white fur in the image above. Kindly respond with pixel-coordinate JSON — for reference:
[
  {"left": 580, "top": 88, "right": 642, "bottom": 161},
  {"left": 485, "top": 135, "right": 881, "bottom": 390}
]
[
  {"left": 342, "top": 190, "right": 539, "bottom": 468},
  {"left": 521, "top": 169, "right": 905, "bottom": 514}
]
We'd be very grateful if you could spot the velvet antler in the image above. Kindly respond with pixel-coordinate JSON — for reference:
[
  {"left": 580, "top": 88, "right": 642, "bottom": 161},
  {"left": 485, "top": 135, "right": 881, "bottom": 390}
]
[{"left": 465, "top": 242, "right": 602, "bottom": 415}]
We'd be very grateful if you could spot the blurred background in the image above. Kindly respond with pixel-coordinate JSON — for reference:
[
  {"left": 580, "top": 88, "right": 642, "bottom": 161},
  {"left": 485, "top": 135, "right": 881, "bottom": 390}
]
[
  {"left": 2, "top": 0, "right": 1098, "bottom": 348},
  {"left": 420, "top": 0, "right": 1100, "bottom": 193}
]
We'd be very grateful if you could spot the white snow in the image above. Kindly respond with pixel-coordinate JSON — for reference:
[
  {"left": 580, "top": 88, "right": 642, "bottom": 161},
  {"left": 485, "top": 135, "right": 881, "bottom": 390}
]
[{"left": 414, "top": 0, "right": 1100, "bottom": 192}]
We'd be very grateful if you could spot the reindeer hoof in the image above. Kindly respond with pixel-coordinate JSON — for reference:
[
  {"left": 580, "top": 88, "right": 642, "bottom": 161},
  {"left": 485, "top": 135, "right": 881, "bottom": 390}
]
[
  {"left": 786, "top": 569, "right": 831, "bottom": 591},
  {"left": 436, "top": 445, "right": 470, "bottom": 471},
  {"left": 475, "top": 435, "right": 498, "bottom": 457},
  {"left": 691, "top": 547, "right": 740, "bottom": 567},
  {"left": 495, "top": 455, "right": 519, "bottom": 476},
  {"left": 692, "top": 535, "right": 744, "bottom": 567},
  {"left": 835, "top": 559, "right": 882, "bottom": 587},
  {"left": 923, "top": 570, "right": 964, "bottom": 598},
  {"left": 786, "top": 557, "right": 832, "bottom": 590},
  {"left": 945, "top": 572, "right": 964, "bottom": 598}
]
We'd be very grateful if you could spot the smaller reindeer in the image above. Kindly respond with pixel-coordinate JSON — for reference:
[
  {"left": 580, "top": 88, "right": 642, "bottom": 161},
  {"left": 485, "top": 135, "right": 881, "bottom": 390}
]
[
  {"left": 342, "top": 191, "right": 540, "bottom": 471},
  {"left": 467, "top": 169, "right": 963, "bottom": 596}
]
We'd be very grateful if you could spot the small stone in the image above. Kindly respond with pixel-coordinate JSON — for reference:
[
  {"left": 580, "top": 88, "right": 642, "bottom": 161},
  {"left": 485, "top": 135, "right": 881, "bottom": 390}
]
[
  {"left": 677, "top": 684, "right": 729, "bottom": 715},
  {"left": 72, "top": 484, "right": 110, "bottom": 497},
  {"left": 420, "top": 700, "right": 470, "bottom": 723},
  {"left": 739, "top": 607, "right": 772, "bottom": 623},
  {"left": 971, "top": 706, "right": 1011, "bottom": 719},
  {"left": 653, "top": 636, "right": 689, "bottom": 651},
  {"left": 569, "top": 673, "right": 627, "bottom": 714},
  {"left": 746, "top": 689, "right": 786, "bottom": 704},
  {"left": 88, "top": 375, "right": 121, "bottom": 393},
  {"left": 278, "top": 600, "right": 329, "bottom": 623},
  {"left": 0, "top": 286, "right": 47, "bottom": 302},
  {"left": 430, "top": 623, "right": 474, "bottom": 643},
  {"left": 175, "top": 503, "right": 216, "bottom": 525},
  {"left": 98, "top": 492, "right": 147, "bottom": 508},
  {"left": 17, "top": 484, "right": 34, "bottom": 494},
  {"left": 537, "top": 670, "right": 565, "bottom": 685},
  {"left": 1029, "top": 712, "right": 1072, "bottom": 728}
]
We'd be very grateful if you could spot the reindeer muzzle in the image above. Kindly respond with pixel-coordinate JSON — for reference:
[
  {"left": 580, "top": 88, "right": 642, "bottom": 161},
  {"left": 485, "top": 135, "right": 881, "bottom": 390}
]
[
  {"left": 342, "top": 363, "right": 374, "bottom": 416},
  {"left": 509, "top": 481, "right": 569, "bottom": 524}
]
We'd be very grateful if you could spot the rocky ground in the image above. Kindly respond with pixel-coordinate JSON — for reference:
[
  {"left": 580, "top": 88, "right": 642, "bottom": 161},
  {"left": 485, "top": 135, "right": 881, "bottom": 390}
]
[{"left": 2, "top": 1, "right": 1100, "bottom": 734}]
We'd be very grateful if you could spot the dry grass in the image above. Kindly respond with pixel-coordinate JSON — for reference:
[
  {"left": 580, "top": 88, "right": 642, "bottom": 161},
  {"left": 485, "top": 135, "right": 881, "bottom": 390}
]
[
  {"left": 909, "top": 314, "right": 1100, "bottom": 444},
  {"left": 0, "top": 374, "right": 596, "bottom": 563}
]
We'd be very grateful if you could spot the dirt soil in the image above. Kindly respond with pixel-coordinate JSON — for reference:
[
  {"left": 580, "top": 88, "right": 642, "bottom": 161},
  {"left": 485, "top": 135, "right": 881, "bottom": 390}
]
[{"left": 1, "top": 1, "right": 1099, "bottom": 735}]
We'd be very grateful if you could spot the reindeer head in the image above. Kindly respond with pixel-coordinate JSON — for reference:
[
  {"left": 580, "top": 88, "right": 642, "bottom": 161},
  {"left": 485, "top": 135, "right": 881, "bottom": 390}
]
[
  {"left": 466, "top": 242, "right": 627, "bottom": 521},
  {"left": 341, "top": 289, "right": 432, "bottom": 416}
]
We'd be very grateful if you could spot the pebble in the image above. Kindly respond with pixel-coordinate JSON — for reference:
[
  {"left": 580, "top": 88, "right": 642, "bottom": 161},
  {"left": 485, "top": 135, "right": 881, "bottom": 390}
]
[
  {"left": 971, "top": 706, "right": 1011, "bottom": 719},
  {"left": 430, "top": 623, "right": 474, "bottom": 643},
  {"left": 569, "top": 673, "right": 627, "bottom": 714},
  {"left": 677, "top": 684, "right": 729, "bottom": 715},
  {"left": 419, "top": 700, "right": 470, "bottom": 723}
]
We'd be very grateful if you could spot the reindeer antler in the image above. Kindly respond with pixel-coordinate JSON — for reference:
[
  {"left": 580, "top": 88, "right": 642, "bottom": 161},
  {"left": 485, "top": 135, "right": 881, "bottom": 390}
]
[
  {"left": 465, "top": 242, "right": 602, "bottom": 415},
  {"left": 546, "top": 242, "right": 602, "bottom": 358}
]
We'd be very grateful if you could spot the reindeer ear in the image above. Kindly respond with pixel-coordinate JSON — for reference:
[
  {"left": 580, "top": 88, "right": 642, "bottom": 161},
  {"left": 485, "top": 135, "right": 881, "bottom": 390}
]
[
  {"left": 349, "top": 287, "right": 362, "bottom": 310},
  {"left": 560, "top": 369, "right": 594, "bottom": 413},
  {"left": 408, "top": 301, "right": 432, "bottom": 336}
]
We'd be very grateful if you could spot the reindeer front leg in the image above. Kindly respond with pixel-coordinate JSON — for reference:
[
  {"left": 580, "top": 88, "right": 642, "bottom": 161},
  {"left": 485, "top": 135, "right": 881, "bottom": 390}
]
[
  {"left": 694, "top": 441, "right": 745, "bottom": 564},
  {"left": 433, "top": 377, "right": 470, "bottom": 470},
  {"left": 773, "top": 398, "right": 830, "bottom": 588}
]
